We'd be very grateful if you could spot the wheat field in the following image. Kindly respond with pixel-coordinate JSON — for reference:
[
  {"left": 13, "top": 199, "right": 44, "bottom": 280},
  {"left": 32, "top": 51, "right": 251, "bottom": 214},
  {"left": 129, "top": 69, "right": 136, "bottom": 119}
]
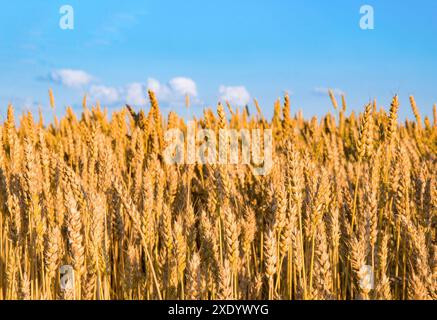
[{"left": 0, "top": 90, "right": 435, "bottom": 300}]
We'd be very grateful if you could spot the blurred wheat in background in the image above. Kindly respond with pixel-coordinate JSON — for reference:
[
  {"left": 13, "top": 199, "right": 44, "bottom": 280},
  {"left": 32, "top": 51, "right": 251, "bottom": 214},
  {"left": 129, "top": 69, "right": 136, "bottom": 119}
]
[{"left": 0, "top": 90, "right": 435, "bottom": 300}]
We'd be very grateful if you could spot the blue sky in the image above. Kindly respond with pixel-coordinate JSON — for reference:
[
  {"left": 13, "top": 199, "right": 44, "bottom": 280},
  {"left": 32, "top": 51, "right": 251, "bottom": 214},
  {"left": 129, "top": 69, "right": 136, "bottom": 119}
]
[{"left": 0, "top": 0, "right": 436, "bottom": 121}]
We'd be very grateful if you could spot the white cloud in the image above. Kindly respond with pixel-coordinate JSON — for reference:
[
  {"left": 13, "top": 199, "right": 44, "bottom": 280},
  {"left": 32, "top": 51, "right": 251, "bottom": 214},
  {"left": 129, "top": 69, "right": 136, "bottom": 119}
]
[
  {"left": 22, "top": 97, "right": 40, "bottom": 110},
  {"left": 89, "top": 85, "right": 120, "bottom": 105},
  {"left": 219, "top": 85, "right": 251, "bottom": 106},
  {"left": 313, "top": 87, "right": 345, "bottom": 96},
  {"left": 89, "top": 82, "right": 150, "bottom": 107},
  {"left": 147, "top": 78, "right": 171, "bottom": 101},
  {"left": 49, "top": 69, "right": 93, "bottom": 88},
  {"left": 5, "top": 96, "right": 42, "bottom": 113},
  {"left": 147, "top": 77, "right": 198, "bottom": 105},
  {"left": 169, "top": 77, "right": 198, "bottom": 97},
  {"left": 126, "top": 82, "right": 147, "bottom": 105},
  {"left": 44, "top": 72, "right": 198, "bottom": 107}
]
